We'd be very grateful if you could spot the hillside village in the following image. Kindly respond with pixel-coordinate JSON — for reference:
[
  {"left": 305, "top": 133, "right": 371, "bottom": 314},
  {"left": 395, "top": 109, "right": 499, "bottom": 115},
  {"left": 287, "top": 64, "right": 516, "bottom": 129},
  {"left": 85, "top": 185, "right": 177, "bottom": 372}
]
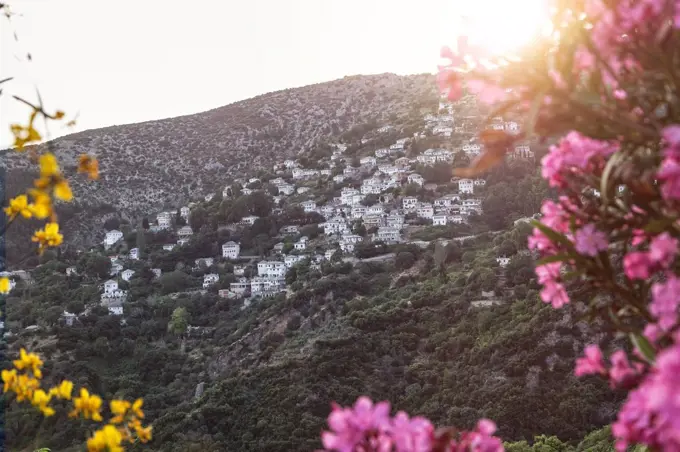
[{"left": 1, "top": 95, "right": 537, "bottom": 331}]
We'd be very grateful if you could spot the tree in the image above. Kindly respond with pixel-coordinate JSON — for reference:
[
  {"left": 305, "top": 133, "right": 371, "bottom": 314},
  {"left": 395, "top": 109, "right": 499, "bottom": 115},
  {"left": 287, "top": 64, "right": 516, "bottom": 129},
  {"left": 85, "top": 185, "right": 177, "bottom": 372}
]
[
  {"left": 168, "top": 307, "right": 189, "bottom": 336},
  {"left": 103, "top": 217, "right": 121, "bottom": 231},
  {"left": 142, "top": 218, "right": 150, "bottom": 230},
  {"left": 189, "top": 206, "right": 208, "bottom": 231},
  {"left": 395, "top": 251, "right": 416, "bottom": 270}
]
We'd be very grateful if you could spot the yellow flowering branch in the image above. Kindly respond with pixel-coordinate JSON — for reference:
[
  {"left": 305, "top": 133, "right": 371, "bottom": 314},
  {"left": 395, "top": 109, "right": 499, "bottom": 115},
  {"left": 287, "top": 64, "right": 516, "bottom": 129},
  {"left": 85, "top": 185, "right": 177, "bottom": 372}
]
[{"left": 2, "top": 349, "right": 153, "bottom": 451}]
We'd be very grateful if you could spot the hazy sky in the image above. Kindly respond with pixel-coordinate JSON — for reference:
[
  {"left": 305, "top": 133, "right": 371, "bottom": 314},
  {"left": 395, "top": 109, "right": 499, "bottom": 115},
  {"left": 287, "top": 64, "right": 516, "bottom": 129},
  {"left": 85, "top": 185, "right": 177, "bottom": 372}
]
[{"left": 0, "top": 0, "right": 545, "bottom": 146}]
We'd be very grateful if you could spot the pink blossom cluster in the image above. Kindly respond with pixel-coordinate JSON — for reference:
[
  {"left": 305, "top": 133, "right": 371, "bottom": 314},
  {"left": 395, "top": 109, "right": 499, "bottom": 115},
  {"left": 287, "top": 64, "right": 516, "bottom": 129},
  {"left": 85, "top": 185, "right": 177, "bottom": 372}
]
[
  {"left": 623, "top": 232, "right": 678, "bottom": 280},
  {"left": 575, "top": 345, "right": 645, "bottom": 389},
  {"left": 612, "top": 339, "right": 680, "bottom": 451},
  {"left": 658, "top": 125, "right": 680, "bottom": 201},
  {"left": 580, "top": 0, "right": 680, "bottom": 88},
  {"left": 541, "top": 132, "right": 618, "bottom": 189},
  {"left": 321, "top": 397, "right": 503, "bottom": 452}
]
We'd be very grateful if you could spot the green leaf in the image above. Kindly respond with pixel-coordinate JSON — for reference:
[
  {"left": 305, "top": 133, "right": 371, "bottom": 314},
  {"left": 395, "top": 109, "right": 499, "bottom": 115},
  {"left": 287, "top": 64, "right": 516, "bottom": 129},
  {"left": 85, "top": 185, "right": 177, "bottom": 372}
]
[
  {"left": 535, "top": 253, "right": 573, "bottom": 266},
  {"left": 630, "top": 333, "right": 656, "bottom": 364},
  {"left": 600, "top": 152, "right": 621, "bottom": 205},
  {"left": 530, "top": 220, "right": 573, "bottom": 249}
]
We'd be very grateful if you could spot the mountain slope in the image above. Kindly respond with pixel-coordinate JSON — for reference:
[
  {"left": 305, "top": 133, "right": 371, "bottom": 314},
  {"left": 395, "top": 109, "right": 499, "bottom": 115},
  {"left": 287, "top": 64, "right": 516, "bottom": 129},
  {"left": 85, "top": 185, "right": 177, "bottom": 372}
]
[{"left": 1, "top": 73, "right": 436, "bottom": 255}]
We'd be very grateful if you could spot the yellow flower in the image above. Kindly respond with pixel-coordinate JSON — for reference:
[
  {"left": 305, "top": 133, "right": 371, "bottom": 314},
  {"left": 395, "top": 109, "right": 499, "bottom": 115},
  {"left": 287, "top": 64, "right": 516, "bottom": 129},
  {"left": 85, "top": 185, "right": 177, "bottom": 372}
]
[
  {"left": 13, "top": 348, "right": 44, "bottom": 378},
  {"left": 70, "top": 387, "right": 103, "bottom": 421},
  {"left": 86, "top": 424, "right": 123, "bottom": 452},
  {"left": 31, "top": 389, "right": 55, "bottom": 416},
  {"left": 4, "top": 194, "right": 33, "bottom": 219},
  {"left": 54, "top": 179, "right": 73, "bottom": 201},
  {"left": 0, "top": 277, "right": 10, "bottom": 295},
  {"left": 110, "top": 399, "right": 130, "bottom": 424},
  {"left": 13, "top": 374, "right": 40, "bottom": 402},
  {"left": 134, "top": 423, "right": 152, "bottom": 443},
  {"left": 28, "top": 189, "right": 53, "bottom": 219},
  {"left": 131, "top": 398, "right": 144, "bottom": 419},
  {"left": 78, "top": 154, "right": 99, "bottom": 180},
  {"left": 2, "top": 368, "right": 18, "bottom": 392},
  {"left": 48, "top": 379, "right": 73, "bottom": 400},
  {"left": 10, "top": 110, "right": 41, "bottom": 150},
  {"left": 39, "top": 153, "right": 59, "bottom": 177},
  {"left": 32, "top": 222, "right": 63, "bottom": 254}
]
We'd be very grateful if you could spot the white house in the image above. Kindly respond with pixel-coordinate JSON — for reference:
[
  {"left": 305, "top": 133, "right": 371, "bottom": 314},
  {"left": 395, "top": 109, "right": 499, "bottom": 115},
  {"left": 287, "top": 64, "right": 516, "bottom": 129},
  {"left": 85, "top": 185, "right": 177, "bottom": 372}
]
[
  {"left": 234, "top": 265, "right": 246, "bottom": 276},
  {"left": 367, "top": 205, "right": 384, "bottom": 216},
  {"left": 322, "top": 216, "right": 350, "bottom": 235},
  {"left": 496, "top": 256, "right": 511, "bottom": 267},
  {"left": 230, "top": 277, "right": 250, "bottom": 295},
  {"left": 376, "top": 227, "right": 401, "bottom": 243},
  {"left": 294, "top": 236, "right": 308, "bottom": 250},
  {"left": 351, "top": 206, "right": 367, "bottom": 219},
  {"left": 433, "top": 214, "right": 448, "bottom": 226},
  {"left": 163, "top": 244, "right": 176, "bottom": 252},
  {"left": 104, "top": 230, "right": 123, "bottom": 247},
  {"left": 321, "top": 169, "right": 332, "bottom": 176},
  {"left": 103, "top": 280, "right": 119, "bottom": 295},
  {"left": 129, "top": 248, "right": 140, "bottom": 260},
  {"left": 301, "top": 200, "right": 317, "bottom": 212},
  {"left": 242, "top": 188, "right": 253, "bottom": 196},
  {"left": 281, "top": 225, "right": 300, "bottom": 235},
  {"left": 462, "top": 144, "right": 482, "bottom": 157},
  {"left": 473, "top": 179, "right": 486, "bottom": 186},
  {"left": 417, "top": 204, "right": 434, "bottom": 219},
  {"left": 450, "top": 215, "right": 465, "bottom": 224},
  {"left": 408, "top": 174, "right": 424, "bottom": 186},
  {"left": 277, "top": 183, "right": 295, "bottom": 195},
  {"left": 297, "top": 187, "right": 311, "bottom": 195},
  {"left": 386, "top": 214, "right": 405, "bottom": 229},
  {"left": 121, "top": 269, "right": 135, "bottom": 281},
  {"left": 341, "top": 234, "right": 363, "bottom": 244},
  {"left": 241, "top": 215, "right": 259, "bottom": 225},
  {"left": 284, "top": 159, "right": 297, "bottom": 168},
  {"left": 325, "top": 249, "right": 337, "bottom": 260},
  {"left": 158, "top": 216, "right": 172, "bottom": 229},
  {"left": 177, "top": 238, "right": 189, "bottom": 246},
  {"left": 222, "top": 241, "right": 240, "bottom": 259},
  {"left": 180, "top": 207, "right": 190, "bottom": 219},
  {"left": 343, "top": 166, "right": 359, "bottom": 177},
  {"left": 151, "top": 268, "right": 162, "bottom": 278},
  {"left": 333, "top": 175, "right": 345, "bottom": 184},
  {"left": 339, "top": 239, "right": 355, "bottom": 253},
  {"left": 62, "top": 311, "right": 76, "bottom": 326},
  {"left": 458, "top": 179, "right": 474, "bottom": 194},
  {"left": 108, "top": 306, "right": 124, "bottom": 316},
  {"left": 284, "top": 254, "right": 306, "bottom": 268},
  {"left": 514, "top": 145, "right": 534, "bottom": 159},
  {"left": 375, "top": 148, "right": 389, "bottom": 158},
  {"left": 203, "top": 273, "right": 220, "bottom": 288},
  {"left": 204, "top": 193, "right": 215, "bottom": 202},
  {"left": 177, "top": 226, "right": 194, "bottom": 237},
  {"left": 66, "top": 266, "right": 77, "bottom": 276},
  {"left": 360, "top": 156, "right": 377, "bottom": 166},
  {"left": 402, "top": 197, "right": 418, "bottom": 210},
  {"left": 341, "top": 188, "right": 361, "bottom": 205},
  {"left": 432, "top": 125, "right": 453, "bottom": 137},
  {"left": 257, "top": 261, "right": 286, "bottom": 278}
]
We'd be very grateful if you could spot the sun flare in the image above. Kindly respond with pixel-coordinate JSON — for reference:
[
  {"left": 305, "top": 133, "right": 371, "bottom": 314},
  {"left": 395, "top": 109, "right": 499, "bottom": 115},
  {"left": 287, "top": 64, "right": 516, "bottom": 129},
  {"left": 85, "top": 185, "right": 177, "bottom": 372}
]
[{"left": 452, "top": 0, "right": 551, "bottom": 56}]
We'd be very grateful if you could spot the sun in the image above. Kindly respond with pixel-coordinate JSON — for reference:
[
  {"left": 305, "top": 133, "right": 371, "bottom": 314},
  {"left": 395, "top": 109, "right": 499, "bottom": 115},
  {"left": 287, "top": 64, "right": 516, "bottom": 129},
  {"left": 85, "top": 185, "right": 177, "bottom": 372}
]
[{"left": 452, "top": 0, "right": 551, "bottom": 56}]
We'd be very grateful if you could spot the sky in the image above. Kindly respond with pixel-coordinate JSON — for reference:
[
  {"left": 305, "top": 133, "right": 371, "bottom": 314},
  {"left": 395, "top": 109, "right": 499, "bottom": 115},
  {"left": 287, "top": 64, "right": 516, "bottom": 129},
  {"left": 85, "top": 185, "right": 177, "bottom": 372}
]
[{"left": 0, "top": 0, "right": 547, "bottom": 146}]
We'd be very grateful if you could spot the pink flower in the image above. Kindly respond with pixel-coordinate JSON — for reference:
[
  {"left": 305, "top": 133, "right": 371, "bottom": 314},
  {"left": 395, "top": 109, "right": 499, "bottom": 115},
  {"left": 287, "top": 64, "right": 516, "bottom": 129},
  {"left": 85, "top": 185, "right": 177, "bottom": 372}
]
[
  {"left": 535, "top": 263, "right": 570, "bottom": 309},
  {"left": 456, "top": 420, "right": 504, "bottom": 452},
  {"left": 631, "top": 229, "right": 647, "bottom": 246},
  {"left": 466, "top": 79, "right": 507, "bottom": 105},
  {"left": 613, "top": 342, "right": 680, "bottom": 451},
  {"left": 389, "top": 412, "right": 434, "bottom": 452},
  {"left": 658, "top": 157, "right": 680, "bottom": 200},
  {"left": 648, "top": 232, "right": 679, "bottom": 268},
  {"left": 663, "top": 125, "right": 680, "bottom": 158},
  {"left": 322, "top": 397, "right": 391, "bottom": 452},
  {"left": 575, "top": 344, "right": 606, "bottom": 377},
  {"left": 650, "top": 276, "right": 680, "bottom": 331},
  {"left": 613, "top": 89, "right": 627, "bottom": 100},
  {"left": 541, "top": 132, "right": 618, "bottom": 188},
  {"left": 609, "top": 350, "right": 642, "bottom": 388},
  {"left": 623, "top": 251, "right": 652, "bottom": 280},
  {"left": 574, "top": 224, "right": 608, "bottom": 256}
]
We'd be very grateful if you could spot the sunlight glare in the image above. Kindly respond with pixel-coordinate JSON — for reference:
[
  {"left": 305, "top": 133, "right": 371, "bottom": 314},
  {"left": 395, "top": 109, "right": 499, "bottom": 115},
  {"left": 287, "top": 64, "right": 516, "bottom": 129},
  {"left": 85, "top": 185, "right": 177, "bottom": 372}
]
[{"left": 454, "top": 0, "right": 551, "bottom": 56}]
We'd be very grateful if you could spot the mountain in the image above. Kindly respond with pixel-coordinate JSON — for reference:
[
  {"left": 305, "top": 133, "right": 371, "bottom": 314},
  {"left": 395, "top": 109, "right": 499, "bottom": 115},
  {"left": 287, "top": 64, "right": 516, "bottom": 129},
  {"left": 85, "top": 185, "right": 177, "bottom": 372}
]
[{"left": 1, "top": 73, "right": 437, "bottom": 259}]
